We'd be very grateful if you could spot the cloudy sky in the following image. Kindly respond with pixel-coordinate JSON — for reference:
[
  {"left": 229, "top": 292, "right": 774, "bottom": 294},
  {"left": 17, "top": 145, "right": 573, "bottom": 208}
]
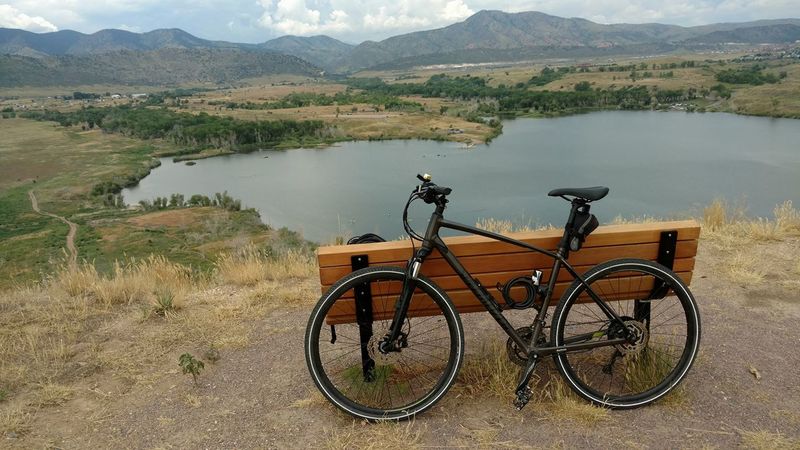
[{"left": 1, "top": 0, "right": 798, "bottom": 43}]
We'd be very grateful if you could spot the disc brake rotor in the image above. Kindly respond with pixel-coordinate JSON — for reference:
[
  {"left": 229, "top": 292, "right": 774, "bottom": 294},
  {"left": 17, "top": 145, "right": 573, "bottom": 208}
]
[{"left": 615, "top": 320, "right": 649, "bottom": 355}]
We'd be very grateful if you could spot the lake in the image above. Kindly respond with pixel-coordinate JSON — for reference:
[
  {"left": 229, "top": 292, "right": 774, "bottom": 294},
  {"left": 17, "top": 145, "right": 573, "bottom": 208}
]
[{"left": 123, "top": 111, "right": 800, "bottom": 243}]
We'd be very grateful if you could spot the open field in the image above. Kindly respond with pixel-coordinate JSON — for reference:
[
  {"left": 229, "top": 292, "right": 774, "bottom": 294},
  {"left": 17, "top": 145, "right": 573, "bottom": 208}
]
[
  {"left": 356, "top": 53, "right": 800, "bottom": 118},
  {"left": 1, "top": 204, "right": 799, "bottom": 448}
]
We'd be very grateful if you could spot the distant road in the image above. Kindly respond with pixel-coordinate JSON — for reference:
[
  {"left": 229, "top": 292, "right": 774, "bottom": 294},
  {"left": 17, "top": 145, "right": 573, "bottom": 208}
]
[{"left": 28, "top": 190, "right": 78, "bottom": 268}]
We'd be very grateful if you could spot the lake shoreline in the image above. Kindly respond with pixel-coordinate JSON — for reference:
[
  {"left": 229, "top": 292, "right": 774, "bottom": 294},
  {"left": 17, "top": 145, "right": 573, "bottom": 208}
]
[{"left": 123, "top": 110, "right": 800, "bottom": 243}]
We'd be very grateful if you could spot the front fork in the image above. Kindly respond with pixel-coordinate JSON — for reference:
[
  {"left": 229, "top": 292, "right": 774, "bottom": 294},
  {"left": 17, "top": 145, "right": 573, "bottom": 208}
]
[{"left": 379, "top": 251, "right": 425, "bottom": 353}]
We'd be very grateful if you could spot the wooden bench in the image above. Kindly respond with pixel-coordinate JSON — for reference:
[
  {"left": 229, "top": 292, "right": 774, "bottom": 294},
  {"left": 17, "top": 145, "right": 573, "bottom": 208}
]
[{"left": 317, "top": 220, "right": 701, "bottom": 324}]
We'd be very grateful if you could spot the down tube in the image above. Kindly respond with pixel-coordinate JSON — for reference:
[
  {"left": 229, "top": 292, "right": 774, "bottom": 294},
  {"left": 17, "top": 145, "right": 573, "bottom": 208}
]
[{"left": 436, "top": 242, "right": 529, "bottom": 351}]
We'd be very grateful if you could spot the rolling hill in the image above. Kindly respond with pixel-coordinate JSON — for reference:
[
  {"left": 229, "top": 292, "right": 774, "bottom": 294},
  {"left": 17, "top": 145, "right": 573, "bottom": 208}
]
[
  {"left": 334, "top": 10, "right": 800, "bottom": 71},
  {"left": 260, "top": 35, "right": 354, "bottom": 71},
  {"left": 0, "top": 48, "right": 321, "bottom": 87},
  {"left": 2, "top": 10, "right": 800, "bottom": 84}
]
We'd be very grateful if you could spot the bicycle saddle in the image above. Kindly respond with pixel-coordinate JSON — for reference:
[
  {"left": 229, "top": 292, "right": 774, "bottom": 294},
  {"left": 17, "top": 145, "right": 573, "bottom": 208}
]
[{"left": 548, "top": 186, "right": 609, "bottom": 202}]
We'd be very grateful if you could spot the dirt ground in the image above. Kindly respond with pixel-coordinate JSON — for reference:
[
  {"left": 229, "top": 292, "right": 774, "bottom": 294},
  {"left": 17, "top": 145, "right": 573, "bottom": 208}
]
[{"left": 3, "top": 237, "right": 800, "bottom": 449}]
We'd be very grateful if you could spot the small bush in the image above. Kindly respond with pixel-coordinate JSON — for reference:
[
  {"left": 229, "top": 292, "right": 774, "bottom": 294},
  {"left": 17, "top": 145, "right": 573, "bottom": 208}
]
[{"left": 178, "top": 353, "right": 204, "bottom": 385}]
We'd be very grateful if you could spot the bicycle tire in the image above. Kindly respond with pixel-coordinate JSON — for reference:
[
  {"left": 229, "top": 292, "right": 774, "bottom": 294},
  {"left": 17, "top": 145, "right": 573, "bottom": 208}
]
[
  {"left": 551, "top": 258, "right": 701, "bottom": 408},
  {"left": 305, "top": 266, "right": 464, "bottom": 421}
]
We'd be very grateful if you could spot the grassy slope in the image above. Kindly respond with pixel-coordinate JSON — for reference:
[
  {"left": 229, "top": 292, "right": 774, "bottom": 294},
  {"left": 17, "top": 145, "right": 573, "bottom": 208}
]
[{"left": 0, "top": 119, "right": 282, "bottom": 288}]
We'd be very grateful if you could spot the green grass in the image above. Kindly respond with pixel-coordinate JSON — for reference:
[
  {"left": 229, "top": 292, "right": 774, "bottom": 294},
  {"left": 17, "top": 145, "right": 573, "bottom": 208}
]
[{"left": 0, "top": 185, "right": 68, "bottom": 283}]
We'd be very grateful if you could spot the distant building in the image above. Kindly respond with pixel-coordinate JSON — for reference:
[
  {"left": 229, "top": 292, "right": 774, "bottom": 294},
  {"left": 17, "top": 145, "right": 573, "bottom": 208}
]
[
  {"left": 131, "top": 93, "right": 148, "bottom": 99},
  {"left": 111, "top": 94, "right": 122, "bottom": 99}
]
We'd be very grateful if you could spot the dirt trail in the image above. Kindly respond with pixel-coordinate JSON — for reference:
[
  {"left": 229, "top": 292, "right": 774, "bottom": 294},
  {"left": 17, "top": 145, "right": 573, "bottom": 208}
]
[{"left": 28, "top": 190, "right": 78, "bottom": 267}]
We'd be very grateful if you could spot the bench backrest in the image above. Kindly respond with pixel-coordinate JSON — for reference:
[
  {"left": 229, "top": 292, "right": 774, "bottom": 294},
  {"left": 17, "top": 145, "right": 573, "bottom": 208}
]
[{"left": 317, "top": 220, "right": 701, "bottom": 324}]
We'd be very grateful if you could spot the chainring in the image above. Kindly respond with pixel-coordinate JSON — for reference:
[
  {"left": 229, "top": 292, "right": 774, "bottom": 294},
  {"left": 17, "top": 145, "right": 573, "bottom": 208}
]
[{"left": 506, "top": 327, "right": 546, "bottom": 367}]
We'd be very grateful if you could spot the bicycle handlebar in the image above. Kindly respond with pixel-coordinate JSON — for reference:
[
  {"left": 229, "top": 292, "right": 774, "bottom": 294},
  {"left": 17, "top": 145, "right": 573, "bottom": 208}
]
[{"left": 414, "top": 173, "right": 452, "bottom": 204}]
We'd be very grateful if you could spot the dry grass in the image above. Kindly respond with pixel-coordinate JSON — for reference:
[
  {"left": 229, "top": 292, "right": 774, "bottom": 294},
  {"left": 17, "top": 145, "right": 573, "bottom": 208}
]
[
  {"left": 458, "top": 338, "right": 609, "bottom": 425},
  {"left": 704, "top": 200, "right": 800, "bottom": 242},
  {"left": 291, "top": 391, "right": 326, "bottom": 408},
  {"left": 54, "top": 256, "right": 192, "bottom": 310},
  {"left": 703, "top": 199, "right": 728, "bottom": 232},
  {"left": 215, "top": 246, "right": 316, "bottom": 286},
  {"left": 0, "top": 244, "right": 318, "bottom": 436},
  {"left": 458, "top": 339, "right": 520, "bottom": 399},
  {"left": 540, "top": 379, "right": 611, "bottom": 426},
  {"left": 324, "top": 421, "right": 423, "bottom": 450},
  {"left": 0, "top": 406, "right": 31, "bottom": 435},
  {"left": 724, "top": 252, "right": 766, "bottom": 285},
  {"left": 475, "top": 218, "right": 554, "bottom": 234},
  {"left": 610, "top": 215, "right": 661, "bottom": 225},
  {"left": 739, "top": 429, "right": 800, "bottom": 450},
  {"left": 30, "top": 383, "right": 73, "bottom": 407}
]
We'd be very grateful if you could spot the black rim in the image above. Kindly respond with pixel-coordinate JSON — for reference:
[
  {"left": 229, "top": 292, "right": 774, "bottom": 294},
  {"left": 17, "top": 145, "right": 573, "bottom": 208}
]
[
  {"left": 555, "top": 263, "right": 698, "bottom": 404},
  {"left": 308, "top": 270, "right": 460, "bottom": 418}
]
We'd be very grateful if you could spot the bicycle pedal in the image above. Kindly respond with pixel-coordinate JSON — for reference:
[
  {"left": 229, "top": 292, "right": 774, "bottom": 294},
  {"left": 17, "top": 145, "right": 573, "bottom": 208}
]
[{"left": 513, "top": 386, "right": 532, "bottom": 411}]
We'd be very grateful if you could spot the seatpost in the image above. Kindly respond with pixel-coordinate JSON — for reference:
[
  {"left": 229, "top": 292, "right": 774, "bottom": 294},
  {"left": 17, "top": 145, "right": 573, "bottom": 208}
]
[{"left": 557, "top": 200, "right": 583, "bottom": 257}]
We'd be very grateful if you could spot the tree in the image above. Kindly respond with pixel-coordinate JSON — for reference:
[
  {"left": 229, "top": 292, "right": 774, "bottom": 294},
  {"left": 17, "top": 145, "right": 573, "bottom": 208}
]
[{"left": 574, "top": 81, "right": 592, "bottom": 92}]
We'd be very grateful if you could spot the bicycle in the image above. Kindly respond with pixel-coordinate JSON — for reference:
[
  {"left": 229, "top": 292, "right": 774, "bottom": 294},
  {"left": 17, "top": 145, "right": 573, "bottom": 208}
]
[{"left": 305, "top": 174, "right": 701, "bottom": 421}]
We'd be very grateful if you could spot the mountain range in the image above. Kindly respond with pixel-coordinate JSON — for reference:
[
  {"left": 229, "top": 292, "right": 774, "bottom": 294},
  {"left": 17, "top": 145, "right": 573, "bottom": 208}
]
[{"left": 1, "top": 10, "right": 799, "bottom": 86}]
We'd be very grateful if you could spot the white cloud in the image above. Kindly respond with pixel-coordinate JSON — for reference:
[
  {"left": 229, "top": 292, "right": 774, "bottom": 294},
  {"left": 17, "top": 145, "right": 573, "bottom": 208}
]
[
  {"left": 2, "top": 0, "right": 799, "bottom": 43},
  {"left": 117, "top": 23, "right": 141, "bottom": 32},
  {"left": 257, "top": 0, "right": 474, "bottom": 37},
  {"left": 441, "top": 0, "right": 474, "bottom": 21},
  {"left": 0, "top": 4, "right": 58, "bottom": 31}
]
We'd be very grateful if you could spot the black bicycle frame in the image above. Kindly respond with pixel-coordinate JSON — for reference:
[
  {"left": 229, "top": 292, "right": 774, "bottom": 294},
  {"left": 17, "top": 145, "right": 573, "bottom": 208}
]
[{"left": 385, "top": 200, "right": 629, "bottom": 358}]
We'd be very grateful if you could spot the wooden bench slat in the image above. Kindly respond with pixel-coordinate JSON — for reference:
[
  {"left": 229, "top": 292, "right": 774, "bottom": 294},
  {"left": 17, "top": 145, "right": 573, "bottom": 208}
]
[
  {"left": 319, "top": 240, "right": 698, "bottom": 286},
  {"left": 325, "top": 272, "right": 694, "bottom": 325},
  {"left": 318, "top": 220, "right": 700, "bottom": 268},
  {"left": 323, "top": 258, "right": 696, "bottom": 299}
]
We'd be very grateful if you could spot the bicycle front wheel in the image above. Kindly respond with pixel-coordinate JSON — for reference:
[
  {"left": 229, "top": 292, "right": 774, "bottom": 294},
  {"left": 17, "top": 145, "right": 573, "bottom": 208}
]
[
  {"left": 551, "top": 259, "right": 701, "bottom": 408},
  {"left": 305, "top": 266, "right": 464, "bottom": 421}
]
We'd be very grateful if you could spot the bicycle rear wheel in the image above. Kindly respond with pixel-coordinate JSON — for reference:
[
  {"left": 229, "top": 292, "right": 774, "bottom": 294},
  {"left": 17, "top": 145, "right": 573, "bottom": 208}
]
[
  {"left": 305, "top": 266, "right": 463, "bottom": 420},
  {"left": 551, "top": 259, "right": 700, "bottom": 408}
]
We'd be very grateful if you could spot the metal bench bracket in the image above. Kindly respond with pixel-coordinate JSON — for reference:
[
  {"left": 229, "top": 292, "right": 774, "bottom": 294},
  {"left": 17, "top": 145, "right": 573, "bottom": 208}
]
[
  {"left": 635, "top": 230, "right": 678, "bottom": 328},
  {"left": 351, "top": 254, "right": 375, "bottom": 381}
]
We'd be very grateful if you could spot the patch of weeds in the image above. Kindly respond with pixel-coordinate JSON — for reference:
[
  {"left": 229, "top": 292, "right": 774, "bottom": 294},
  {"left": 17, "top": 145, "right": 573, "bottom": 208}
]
[
  {"left": 203, "top": 345, "right": 220, "bottom": 363},
  {"left": 541, "top": 379, "right": 610, "bottom": 426},
  {"left": 152, "top": 286, "right": 179, "bottom": 317},
  {"left": 724, "top": 251, "right": 765, "bottom": 285},
  {"left": 739, "top": 429, "right": 799, "bottom": 450},
  {"left": 457, "top": 339, "right": 518, "bottom": 398},
  {"left": 291, "top": 391, "right": 326, "bottom": 408},
  {"left": 182, "top": 392, "right": 202, "bottom": 408},
  {"left": 324, "top": 420, "right": 423, "bottom": 450},
  {"left": 0, "top": 406, "right": 31, "bottom": 436},
  {"left": 31, "top": 383, "right": 73, "bottom": 407},
  {"left": 0, "top": 388, "right": 8, "bottom": 402}
]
